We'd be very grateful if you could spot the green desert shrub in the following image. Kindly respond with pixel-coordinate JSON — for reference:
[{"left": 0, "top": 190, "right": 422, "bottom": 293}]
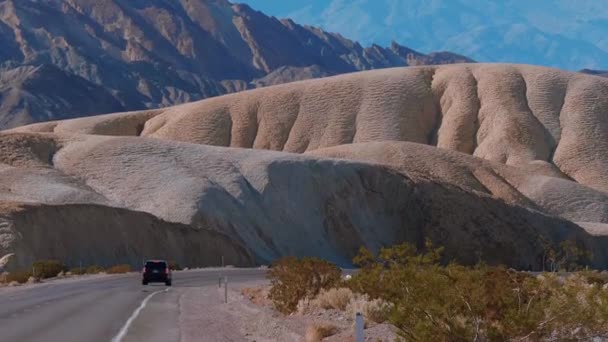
[
  {"left": 267, "top": 241, "right": 606, "bottom": 340},
  {"left": 168, "top": 261, "right": 182, "bottom": 271},
  {"left": 5, "top": 270, "right": 32, "bottom": 284},
  {"left": 32, "top": 260, "right": 66, "bottom": 279},
  {"left": 106, "top": 264, "right": 131, "bottom": 274},
  {"left": 539, "top": 237, "right": 594, "bottom": 272},
  {"left": 268, "top": 256, "right": 341, "bottom": 314},
  {"left": 349, "top": 241, "right": 608, "bottom": 341}
]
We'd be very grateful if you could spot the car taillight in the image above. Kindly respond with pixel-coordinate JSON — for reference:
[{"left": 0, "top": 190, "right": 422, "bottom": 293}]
[
  {"left": 165, "top": 267, "right": 169, "bottom": 274},
  {"left": 143, "top": 267, "right": 147, "bottom": 273}
]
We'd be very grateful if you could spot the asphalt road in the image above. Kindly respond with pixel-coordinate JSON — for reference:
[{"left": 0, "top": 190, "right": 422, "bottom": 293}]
[{"left": 0, "top": 268, "right": 267, "bottom": 342}]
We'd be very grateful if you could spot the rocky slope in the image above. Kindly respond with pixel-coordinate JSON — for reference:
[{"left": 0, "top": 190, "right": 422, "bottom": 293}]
[
  {"left": 0, "top": 0, "right": 472, "bottom": 129},
  {"left": 0, "top": 64, "right": 124, "bottom": 128},
  {"left": 0, "top": 202, "right": 253, "bottom": 270},
  {"left": 4, "top": 63, "right": 608, "bottom": 269}
]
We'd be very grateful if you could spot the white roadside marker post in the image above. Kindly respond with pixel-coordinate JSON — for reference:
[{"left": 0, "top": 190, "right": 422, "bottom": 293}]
[
  {"left": 224, "top": 276, "right": 228, "bottom": 303},
  {"left": 355, "top": 312, "right": 364, "bottom": 342}
]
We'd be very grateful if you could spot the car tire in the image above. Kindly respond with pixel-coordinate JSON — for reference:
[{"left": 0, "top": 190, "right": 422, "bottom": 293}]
[
  {"left": 142, "top": 280, "right": 148, "bottom": 285},
  {"left": 165, "top": 280, "right": 172, "bottom": 286}
]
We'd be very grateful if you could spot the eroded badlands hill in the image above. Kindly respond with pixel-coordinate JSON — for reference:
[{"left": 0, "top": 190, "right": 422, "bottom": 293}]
[
  {"left": 3, "top": 63, "right": 608, "bottom": 269},
  {"left": 14, "top": 64, "right": 608, "bottom": 192}
]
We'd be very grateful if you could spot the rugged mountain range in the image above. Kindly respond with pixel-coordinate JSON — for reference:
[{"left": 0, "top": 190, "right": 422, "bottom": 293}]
[
  {"left": 0, "top": 0, "right": 472, "bottom": 129},
  {"left": 254, "top": 0, "right": 608, "bottom": 70}
]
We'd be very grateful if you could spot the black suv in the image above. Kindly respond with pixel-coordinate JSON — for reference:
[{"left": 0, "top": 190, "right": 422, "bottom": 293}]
[{"left": 142, "top": 260, "right": 172, "bottom": 286}]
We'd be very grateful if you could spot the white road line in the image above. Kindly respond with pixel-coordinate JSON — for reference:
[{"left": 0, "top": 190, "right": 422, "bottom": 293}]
[{"left": 110, "top": 288, "right": 170, "bottom": 342}]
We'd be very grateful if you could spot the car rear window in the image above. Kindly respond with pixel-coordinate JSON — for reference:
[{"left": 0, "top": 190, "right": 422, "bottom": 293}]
[{"left": 145, "top": 261, "right": 167, "bottom": 270}]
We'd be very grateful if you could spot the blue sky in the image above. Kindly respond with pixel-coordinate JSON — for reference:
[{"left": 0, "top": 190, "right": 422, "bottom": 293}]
[{"left": 238, "top": 0, "right": 608, "bottom": 70}]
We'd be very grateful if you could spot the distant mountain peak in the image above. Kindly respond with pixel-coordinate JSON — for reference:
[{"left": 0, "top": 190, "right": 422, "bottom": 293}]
[
  {"left": 246, "top": 0, "right": 608, "bottom": 70},
  {"left": 580, "top": 69, "right": 608, "bottom": 77}
]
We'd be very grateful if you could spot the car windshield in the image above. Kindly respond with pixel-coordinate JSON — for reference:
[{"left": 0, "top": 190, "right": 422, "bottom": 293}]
[{"left": 145, "top": 262, "right": 166, "bottom": 270}]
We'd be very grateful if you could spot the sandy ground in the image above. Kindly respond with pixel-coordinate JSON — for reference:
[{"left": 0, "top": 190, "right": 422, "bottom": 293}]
[
  {"left": 176, "top": 280, "right": 396, "bottom": 342},
  {"left": 173, "top": 278, "right": 300, "bottom": 341}
]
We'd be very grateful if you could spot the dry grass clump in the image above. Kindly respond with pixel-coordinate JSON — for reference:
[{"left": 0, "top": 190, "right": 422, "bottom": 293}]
[
  {"left": 69, "top": 267, "right": 86, "bottom": 275},
  {"left": 316, "top": 287, "right": 354, "bottom": 310},
  {"left": 106, "top": 264, "right": 131, "bottom": 274},
  {"left": 346, "top": 294, "right": 391, "bottom": 324},
  {"left": 296, "top": 297, "right": 315, "bottom": 315},
  {"left": 86, "top": 265, "right": 104, "bottom": 274},
  {"left": 241, "top": 286, "right": 270, "bottom": 306},
  {"left": 73, "top": 265, "right": 116, "bottom": 275},
  {"left": 579, "top": 270, "right": 608, "bottom": 286},
  {"left": 305, "top": 323, "right": 338, "bottom": 342},
  {"left": 296, "top": 287, "right": 389, "bottom": 325}
]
